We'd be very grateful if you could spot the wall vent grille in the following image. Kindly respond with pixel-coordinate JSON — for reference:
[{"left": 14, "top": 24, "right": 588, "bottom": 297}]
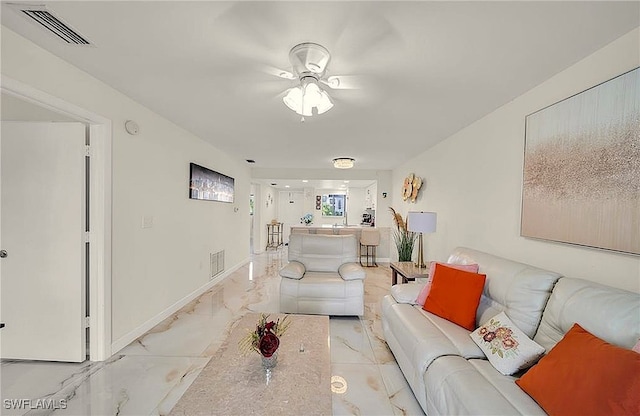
[
  {"left": 210, "top": 250, "right": 224, "bottom": 279},
  {"left": 19, "top": 7, "right": 91, "bottom": 45}
]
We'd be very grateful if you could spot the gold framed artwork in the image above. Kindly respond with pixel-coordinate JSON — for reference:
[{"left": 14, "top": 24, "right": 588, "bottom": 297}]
[{"left": 521, "top": 67, "right": 639, "bottom": 255}]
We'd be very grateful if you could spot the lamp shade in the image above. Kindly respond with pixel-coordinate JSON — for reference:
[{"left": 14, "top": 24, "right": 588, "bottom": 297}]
[{"left": 407, "top": 211, "right": 437, "bottom": 233}]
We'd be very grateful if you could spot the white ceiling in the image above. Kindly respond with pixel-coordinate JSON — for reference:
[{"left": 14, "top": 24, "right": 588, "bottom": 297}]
[
  {"left": 255, "top": 178, "right": 375, "bottom": 192},
  {"left": 2, "top": 1, "right": 638, "bottom": 173}
]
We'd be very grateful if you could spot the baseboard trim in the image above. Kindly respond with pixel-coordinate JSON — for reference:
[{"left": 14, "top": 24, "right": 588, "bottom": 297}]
[{"left": 110, "top": 258, "right": 249, "bottom": 355}]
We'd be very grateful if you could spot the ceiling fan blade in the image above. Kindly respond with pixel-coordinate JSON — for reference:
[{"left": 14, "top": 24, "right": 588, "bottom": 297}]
[
  {"left": 208, "top": 3, "right": 295, "bottom": 69},
  {"left": 328, "top": 5, "right": 405, "bottom": 72},
  {"left": 262, "top": 65, "right": 296, "bottom": 80},
  {"left": 232, "top": 78, "right": 288, "bottom": 99},
  {"left": 320, "top": 75, "right": 369, "bottom": 90},
  {"left": 334, "top": 90, "right": 372, "bottom": 103}
]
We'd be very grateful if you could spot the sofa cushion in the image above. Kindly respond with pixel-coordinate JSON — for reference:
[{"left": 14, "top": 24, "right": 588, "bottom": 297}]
[
  {"left": 470, "top": 311, "right": 545, "bottom": 375},
  {"left": 517, "top": 323, "right": 640, "bottom": 416},
  {"left": 424, "top": 356, "right": 545, "bottom": 416},
  {"left": 382, "top": 298, "right": 485, "bottom": 410},
  {"left": 534, "top": 277, "right": 640, "bottom": 352},
  {"left": 416, "top": 262, "right": 479, "bottom": 306},
  {"left": 447, "top": 247, "right": 561, "bottom": 338},
  {"left": 424, "top": 264, "right": 486, "bottom": 331},
  {"left": 280, "top": 273, "right": 364, "bottom": 315},
  {"left": 420, "top": 308, "right": 485, "bottom": 360},
  {"left": 384, "top": 302, "right": 485, "bottom": 371},
  {"left": 279, "top": 261, "right": 305, "bottom": 279},
  {"left": 338, "top": 263, "right": 366, "bottom": 281},
  {"left": 280, "top": 272, "right": 363, "bottom": 298},
  {"left": 390, "top": 283, "right": 424, "bottom": 305}
]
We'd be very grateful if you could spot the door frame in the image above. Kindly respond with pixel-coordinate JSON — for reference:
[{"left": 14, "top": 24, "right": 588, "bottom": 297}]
[{"left": 1, "top": 75, "right": 112, "bottom": 361}]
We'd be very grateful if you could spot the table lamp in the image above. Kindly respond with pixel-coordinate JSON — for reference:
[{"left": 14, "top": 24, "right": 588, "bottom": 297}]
[{"left": 407, "top": 211, "right": 437, "bottom": 268}]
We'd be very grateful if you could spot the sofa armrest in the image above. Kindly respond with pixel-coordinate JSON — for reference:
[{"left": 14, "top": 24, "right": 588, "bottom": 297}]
[
  {"left": 391, "top": 283, "right": 426, "bottom": 305},
  {"left": 279, "top": 261, "right": 306, "bottom": 280},
  {"left": 339, "top": 263, "right": 366, "bottom": 281}
]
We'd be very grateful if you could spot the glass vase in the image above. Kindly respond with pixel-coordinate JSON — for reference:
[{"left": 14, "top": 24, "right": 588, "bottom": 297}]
[{"left": 261, "top": 351, "right": 278, "bottom": 370}]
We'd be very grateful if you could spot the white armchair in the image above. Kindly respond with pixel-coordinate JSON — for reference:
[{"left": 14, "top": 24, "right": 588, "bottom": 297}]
[{"left": 279, "top": 233, "right": 366, "bottom": 316}]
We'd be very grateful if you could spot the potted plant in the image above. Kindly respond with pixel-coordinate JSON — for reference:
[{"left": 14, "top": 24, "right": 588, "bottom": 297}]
[{"left": 389, "top": 207, "right": 417, "bottom": 262}]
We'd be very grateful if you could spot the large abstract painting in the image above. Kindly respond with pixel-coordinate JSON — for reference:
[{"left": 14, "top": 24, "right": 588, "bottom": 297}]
[{"left": 521, "top": 68, "right": 639, "bottom": 255}]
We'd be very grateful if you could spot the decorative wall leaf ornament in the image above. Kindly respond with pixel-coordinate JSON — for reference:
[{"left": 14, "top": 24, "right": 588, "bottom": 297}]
[{"left": 402, "top": 173, "right": 423, "bottom": 203}]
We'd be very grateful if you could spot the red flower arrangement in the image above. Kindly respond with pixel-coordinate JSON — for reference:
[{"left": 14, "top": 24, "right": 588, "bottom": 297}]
[
  {"left": 259, "top": 332, "right": 279, "bottom": 357},
  {"left": 239, "top": 314, "right": 290, "bottom": 357}
]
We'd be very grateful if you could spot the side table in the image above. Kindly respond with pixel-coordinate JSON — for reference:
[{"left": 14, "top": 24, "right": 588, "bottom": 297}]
[
  {"left": 390, "top": 262, "right": 428, "bottom": 285},
  {"left": 266, "top": 222, "right": 284, "bottom": 250}
]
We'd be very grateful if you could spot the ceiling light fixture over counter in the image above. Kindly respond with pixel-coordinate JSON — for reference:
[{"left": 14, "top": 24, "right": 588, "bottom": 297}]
[{"left": 333, "top": 158, "right": 355, "bottom": 169}]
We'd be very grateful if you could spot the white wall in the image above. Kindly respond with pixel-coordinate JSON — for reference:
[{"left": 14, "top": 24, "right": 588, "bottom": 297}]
[
  {"left": 256, "top": 184, "right": 278, "bottom": 252},
  {"left": 1, "top": 28, "right": 252, "bottom": 345},
  {"left": 375, "top": 170, "right": 393, "bottom": 228},
  {"left": 391, "top": 28, "right": 640, "bottom": 293}
]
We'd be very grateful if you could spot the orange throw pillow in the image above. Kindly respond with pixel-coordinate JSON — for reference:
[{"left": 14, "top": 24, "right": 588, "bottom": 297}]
[
  {"left": 423, "top": 263, "right": 486, "bottom": 331},
  {"left": 516, "top": 323, "right": 640, "bottom": 415}
]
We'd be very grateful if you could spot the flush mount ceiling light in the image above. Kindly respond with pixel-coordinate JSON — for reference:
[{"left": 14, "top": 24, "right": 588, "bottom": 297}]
[
  {"left": 333, "top": 158, "right": 355, "bottom": 169},
  {"left": 283, "top": 43, "right": 334, "bottom": 120}
]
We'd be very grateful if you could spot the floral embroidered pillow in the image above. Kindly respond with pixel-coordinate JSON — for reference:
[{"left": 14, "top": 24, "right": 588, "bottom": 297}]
[{"left": 470, "top": 311, "right": 545, "bottom": 375}]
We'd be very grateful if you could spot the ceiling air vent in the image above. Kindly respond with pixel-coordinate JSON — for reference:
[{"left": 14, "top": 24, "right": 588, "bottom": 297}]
[{"left": 18, "top": 6, "right": 91, "bottom": 45}]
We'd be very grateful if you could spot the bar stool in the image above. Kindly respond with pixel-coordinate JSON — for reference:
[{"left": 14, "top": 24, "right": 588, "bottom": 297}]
[{"left": 360, "top": 228, "right": 380, "bottom": 267}]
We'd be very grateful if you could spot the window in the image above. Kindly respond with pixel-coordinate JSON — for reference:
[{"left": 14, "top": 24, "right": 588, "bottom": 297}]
[{"left": 321, "top": 194, "right": 346, "bottom": 217}]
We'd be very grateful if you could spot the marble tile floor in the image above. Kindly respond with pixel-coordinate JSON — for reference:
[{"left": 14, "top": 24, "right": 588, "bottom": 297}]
[{"left": 1, "top": 249, "right": 424, "bottom": 416}]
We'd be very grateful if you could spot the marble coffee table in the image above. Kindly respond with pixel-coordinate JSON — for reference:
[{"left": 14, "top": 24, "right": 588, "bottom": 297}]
[{"left": 169, "top": 313, "right": 331, "bottom": 415}]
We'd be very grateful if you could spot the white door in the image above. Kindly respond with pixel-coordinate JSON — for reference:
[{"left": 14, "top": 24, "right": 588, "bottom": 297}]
[
  {"left": 1, "top": 122, "right": 86, "bottom": 362},
  {"left": 279, "top": 191, "right": 305, "bottom": 243}
]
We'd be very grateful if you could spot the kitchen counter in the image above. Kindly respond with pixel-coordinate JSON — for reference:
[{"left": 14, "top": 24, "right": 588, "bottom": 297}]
[
  {"left": 289, "top": 225, "right": 391, "bottom": 262},
  {"left": 291, "top": 224, "right": 372, "bottom": 233}
]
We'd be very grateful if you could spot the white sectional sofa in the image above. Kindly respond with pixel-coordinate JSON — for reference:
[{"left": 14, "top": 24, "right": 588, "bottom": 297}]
[
  {"left": 279, "top": 233, "right": 366, "bottom": 316},
  {"left": 381, "top": 247, "right": 640, "bottom": 415}
]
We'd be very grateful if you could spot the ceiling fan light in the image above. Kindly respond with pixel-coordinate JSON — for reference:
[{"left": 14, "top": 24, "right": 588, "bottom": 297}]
[
  {"left": 316, "top": 90, "right": 334, "bottom": 114},
  {"left": 283, "top": 87, "right": 311, "bottom": 116},
  {"left": 284, "top": 79, "right": 333, "bottom": 116},
  {"left": 283, "top": 87, "right": 302, "bottom": 113},
  {"left": 333, "top": 158, "right": 355, "bottom": 169},
  {"left": 303, "top": 81, "right": 321, "bottom": 109},
  {"left": 284, "top": 43, "right": 337, "bottom": 118},
  {"left": 302, "top": 79, "right": 333, "bottom": 115}
]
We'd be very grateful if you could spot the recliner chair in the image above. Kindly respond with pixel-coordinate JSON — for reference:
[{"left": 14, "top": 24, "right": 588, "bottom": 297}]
[{"left": 279, "top": 233, "right": 366, "bottom": 316}]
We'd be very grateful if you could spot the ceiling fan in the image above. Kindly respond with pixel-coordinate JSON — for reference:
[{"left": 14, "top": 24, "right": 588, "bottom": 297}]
[{"left": 276, "top": 42, "right": 348, "bottom": 120}]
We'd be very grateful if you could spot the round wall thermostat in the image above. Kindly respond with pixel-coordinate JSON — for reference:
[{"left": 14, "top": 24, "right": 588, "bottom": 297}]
[{"left": 125, "top": 120, "right": 140, "bottom": 135}]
